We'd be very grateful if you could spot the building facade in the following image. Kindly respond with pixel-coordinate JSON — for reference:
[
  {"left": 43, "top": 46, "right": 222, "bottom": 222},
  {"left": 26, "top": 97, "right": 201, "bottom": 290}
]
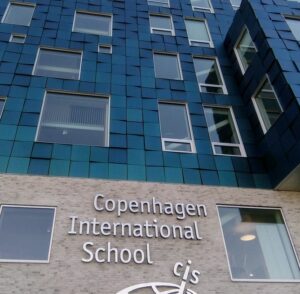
[{"left": 0, "top": 0, "right": 300, "bottom": 293}]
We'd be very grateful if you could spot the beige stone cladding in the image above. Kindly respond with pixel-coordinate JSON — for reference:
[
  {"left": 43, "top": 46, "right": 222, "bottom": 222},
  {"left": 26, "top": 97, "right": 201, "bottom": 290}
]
[{"left": 0, "top": 174, "right": 300, "bottom": 294}]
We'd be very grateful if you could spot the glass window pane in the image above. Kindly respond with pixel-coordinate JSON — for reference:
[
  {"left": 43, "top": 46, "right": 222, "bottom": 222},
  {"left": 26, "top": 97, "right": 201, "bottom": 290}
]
[
  {"left": 34, "top": 49, "right": 82, "bottom": 80},
  {"left": 36, "top": 92, "right": 109, "bottom": 147},
  {"left": 74, "top": 12, "right": 112, "bottom": 36},
  {"left": 2, "top": 3, "right": 35, "bottom": 26},
  {"left": 230, "top": 0, "right": 241, "bottom": 9},
  {"left": 159, "top": 103, "right": 194, "bottom": 152},
  {"left": 254, "top": 79, "right": 282, "bottom": 132},
  {"left": 10, "top": 34, "right": 26, "bottom": 43},
  {"left": 150, "top": 15, "right": 173, "bottom": 35},
  {"left": 0, "top": 206, "right": 55, "bottom": 262},
  {"left": 191, "top": 0, "right": 212, "bottom": 11},
  {"left": 204, "top": 107, "right": 239, "bottom": 144},
  {"left": 193, "top": 57, "right": 225, "bottom": 93},
  {"left": 286, "top": 18, "right": 300, "bottom": 41},
  {"left": 154, "top": 53, "right": 182, "bottom": 80},
  {"left": 0, "top": 98, "right": 6, "bottom": 118},
  {"left": 235, "top": 29, "right": 256, "bottom": 72},
  {"left": 218, "top": 206, "right": 300, "bottom": 280},
  {"left": 148, "top": 0, "right": 170, "bottom": 7},
  {"left": 185, "top": 19, "right": 211, "bottom": 46}
]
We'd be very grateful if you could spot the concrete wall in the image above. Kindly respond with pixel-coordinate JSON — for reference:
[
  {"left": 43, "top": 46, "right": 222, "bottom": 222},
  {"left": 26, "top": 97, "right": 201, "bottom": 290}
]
[{"left": 0, "top": 174, "right": 299, "bottom": 294}]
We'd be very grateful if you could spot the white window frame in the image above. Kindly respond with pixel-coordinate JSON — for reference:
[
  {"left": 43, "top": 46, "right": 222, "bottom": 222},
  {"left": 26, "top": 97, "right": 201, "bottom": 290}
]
[
  {"left": 233, "top": 27, "right": 257, "bottom": 74},
  {"left": 285, "top": 16, "right": 300, "bottom": 41},
  {"left": 0, "top": 205, "right": 56, "bottom": 263},
  {"left": 204, "top": 105, "right": 246, "bottom": 157},
  {"left": 147, "top": 0, "right": 170, "bottom": 7},
  {"left": 0, "top": 97, "right": 6, "bottom": 118},
  {"left": 9, "top": 33, "right": 26, "bottom": 43},
  {"left": 217, "top": 205, "right": 300, "bottom": 282},
  {"left": 98, "top": 44, "right": 112, "bottom": 54},
  {"left": 35, "top": 90, "right": 110, "bottom": 147},
  {"left": 32, "top": 47, "right": 83, "bottom": 80},
  {"left": 230, "top": 0, "right": 241, "bottom": 10},
  {"left": 72, "top": 10, "right": 113, "bottom": 36},
  {"left": 251, "top": 76, "right": 283, "bottom": 134},
  {"left": 191, "top": 0, "right": 214, "bottom": 13},
  {"left": 193, "top": 56, "right": 228, "bottom": 94},
  {"left": 184, "top": 17, "right": 214, "bottom": 47},
  {"left": 149, "top": 13, "right": 175, "bottom": 36},
  {"left": 158, "top": 101, "right": 196, "bottom": 153},
  {"left": 153, "top": 52, "right": 183, "bottom": 80},
  {"left": 1, "top": 2, "right": 35, "bottom": 26}
]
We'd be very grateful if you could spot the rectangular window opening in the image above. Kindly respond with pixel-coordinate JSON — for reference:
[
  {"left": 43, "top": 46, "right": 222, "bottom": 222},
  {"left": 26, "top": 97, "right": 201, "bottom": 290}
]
[
  {"left": 218, "top": 205, "right": 300, "bottom": 281},
  {"left": 190, "top": 0, "right": 214, "bottom": 13},
  {"left": 9, "top": 33, "right": 26, "bottom": 43},
  {"left": 147, "top": 0, "right": 170, "bottom": 7},
  {"left": 1, "top": 2, "right": 35, "bottom": 26},
  {"left": 0, "top": 97, "right": 6, "bottom": 119},
  {"left": 149, "top": 14, "right": 175, "bottom": 36},
  {"left": 204, "top": 106, "right": 246, "bottom": 157},
  {"left": 0, "top": 205, "right": 56, "bottom": 263},
  {"left": 36, "top": 91, "right": 110, "bottom": 147},
  {"left": 185, "top": 18, "right": 213, "bottom": 47},
  {"left": 158, "top": 102, "right": 196, "bottom": 153},
  {"left": 98, "top": 44, "right": 112, "bottom": 54},
  {"left": 33, "top": 47, "right": 82, "bottom": 80}
]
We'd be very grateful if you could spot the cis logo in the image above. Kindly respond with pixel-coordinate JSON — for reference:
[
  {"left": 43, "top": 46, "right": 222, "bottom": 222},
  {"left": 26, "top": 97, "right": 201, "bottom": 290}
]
[{"left": 174, "top": 260, "right": 201, "bottom": 288}]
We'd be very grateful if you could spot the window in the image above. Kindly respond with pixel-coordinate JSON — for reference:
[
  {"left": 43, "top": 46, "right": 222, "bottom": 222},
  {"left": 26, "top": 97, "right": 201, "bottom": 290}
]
[
  {"left": 218, "top": 206, "right": 300, "bottom": 281},
  {"left": 252, "top": 77, "right": 282, "bottom": 134},
  {"left": 158, "top": 102, "right": 196, "bottom": 153},
  {"left": 193, "top": 57, "right": 227, "bottom": 94},
  {"left": 0, "top": 205, "right": 55, "bottom": 263},
  {"left": 230, "top": 0, "right": 241, "bottom": 9},
  {"left": 286, "top": 17, "right": 300, "bottom": 41},
  {"left": 73, "top": 11, "right": 112, "bottom": 36},
  {"left": 36, "top": 91, "right": 110, "bottom": 147},
  {"left": 153, "top": 52, "right": 183, "bottom": 80},
  {"left": 33, "top": 48, "right": 82, "bottom": 80},
  {"left": 147, "top": 0, "right": 170, "bottom": 7},
  {"left": 149, "top": 14, "right": 174, "bottom": 36},
  {"left": 1, "top": 2, "right": 35, "bottom": 26},
  {"left": 0, "top": 97, "right": 6, "bottom": 118},
  {"left": 190, "top": 0, "right": 214, "bottom": 13},
  {"left": 9, "top": 33, "right": 26, "bottom": 43},
  {"left": 185, "top": 18, "right": 213, "bottom": 47},
  {"left": 234, "top": 28, "right": 257, "bottom": 74},
  {"left": 204, "top": 106, "right": 246, "bottom": 156},
  {"left": 98, "top": 44, "right": 112, "bottom": 54}
]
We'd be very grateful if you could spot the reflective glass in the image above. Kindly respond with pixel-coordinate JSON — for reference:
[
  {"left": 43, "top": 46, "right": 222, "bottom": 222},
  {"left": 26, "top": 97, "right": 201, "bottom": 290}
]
[
  {"left": 235, "top": 29, "right": 256, "bottom": 72},
  {"left": 0, "top": 98, "right": 5, "bottom": 118},
  {"left": 254, "top": 79, "right": 282, "bottom": 132},
  {"left": 148, "top": 0, "right": 170, "bottom": 7},
  {"left": 74, "top": 12, "right": 112, "bottom": 36},
  {"left": 150, "top": 15, "right": 173, "bottom": 35},
  {"left": 191, "top": 0, "right": 212, "bottom": 11},
  {"left": 193, "top": 58, "right": 224, "bottom": 93},
  {"left": 36, "top": 92, "right": 109, "bottom": 146},
  {"left": 286, "top": 18, "right": 300, "bottom": 41},
  {"left": 185, "top": 19, "right": 211, "bottom": 46},
  {"left": 204, "top": 107, "right": 239, "bottom": 144},
  {"left": 10, "top": 34, "right": 26, "bottom": 43},
  {"left": 0, "top": 206, "right": 55, "bottom": 261},
  {"left": 154, "top": 53, "right": 182, "bottom": 80},
  {"left": 218, "top": 206, "right": 300, "bottom": 280},
  {"left": 34, "top": 49, "right": 81, "bottom": 80},
  {"left": 230, "top": 0, "right": 241, "bottom": 9},
  {"left": 2, "top": 3, "right": 34, "bottom": 26}
]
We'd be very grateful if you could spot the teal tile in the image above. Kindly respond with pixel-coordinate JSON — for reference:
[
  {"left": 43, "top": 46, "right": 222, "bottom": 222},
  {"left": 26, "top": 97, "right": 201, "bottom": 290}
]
[
  {"left": 200, "top": 170, "right": 220, "bottom": 186},
  {"left": 146, "top": 166, "right": 165, "bottom": 182},
  {"left": 15, "top": 126, "right": 36, "bottom": 141},
  {"left": 128, "top": 149, "right": 145, "bottom": 165},
  {"left": 0, "top": 140, "right": 13, "bottom": 156},
  {"left": 49, "top": 160, "right": 70, "bottom": 176},
  {"left": 71, "top": 145, "right": 90, "bottom": 161},
  {"left": 70, "top": 161, "right": 89, "bottom": 177},
  {"left": 0, "top": 156, "right": 9, "bottom": 172},
  {"left": 53, "top": 144, "right": 71, "bottom": 160},
  {"left": 0, "top": 125, "right": 17, "bottom": 140},
  {"left": 12, "top": 141, "right": 33, "bottom": 157},
  {"left": 32, "top": 143, "right": 52, "bottom": 158},
  {"left": 90, "top": 147, "right": 109, "bottom": 162},
  {"left": 180, "top": 154, "right": 199, "bottom": 168},
  {"left": 215, "top": 156, "right": 234, "bottom": 171},
  {"left": 109, "top": 163, "right": 127, "bottom": 179},
  {"left": 128, "top": 165, "right": 146, "bottom": 181},
  {"left": 90, "top": 163, "right": 109, "bottom": 178},
  {"left": 253, "top": 174, "right": 272, "bottom": 189},
  {"left": 165, "top": 167, "right": 183, "bottom": 183},
  {"left": 7, "top": 157, "right": 29, "bottom": 174},
  {"left": 219, "top": 171, "right": 237, "bottom": 187},
  {"left": 183, "top": 169, "right": 201, "bottom": 184},
  {"left": 127, "top": 109, "right": 142, "bottom": 122},
  {"left": 28, "top": 159, "right": 50, "bottom": 175}
]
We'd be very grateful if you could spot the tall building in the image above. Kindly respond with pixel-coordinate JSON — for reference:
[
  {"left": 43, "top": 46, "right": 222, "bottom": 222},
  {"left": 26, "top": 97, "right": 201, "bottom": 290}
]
[{"left": 0, "top": 0, "right": 299, "bottom": 293}]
